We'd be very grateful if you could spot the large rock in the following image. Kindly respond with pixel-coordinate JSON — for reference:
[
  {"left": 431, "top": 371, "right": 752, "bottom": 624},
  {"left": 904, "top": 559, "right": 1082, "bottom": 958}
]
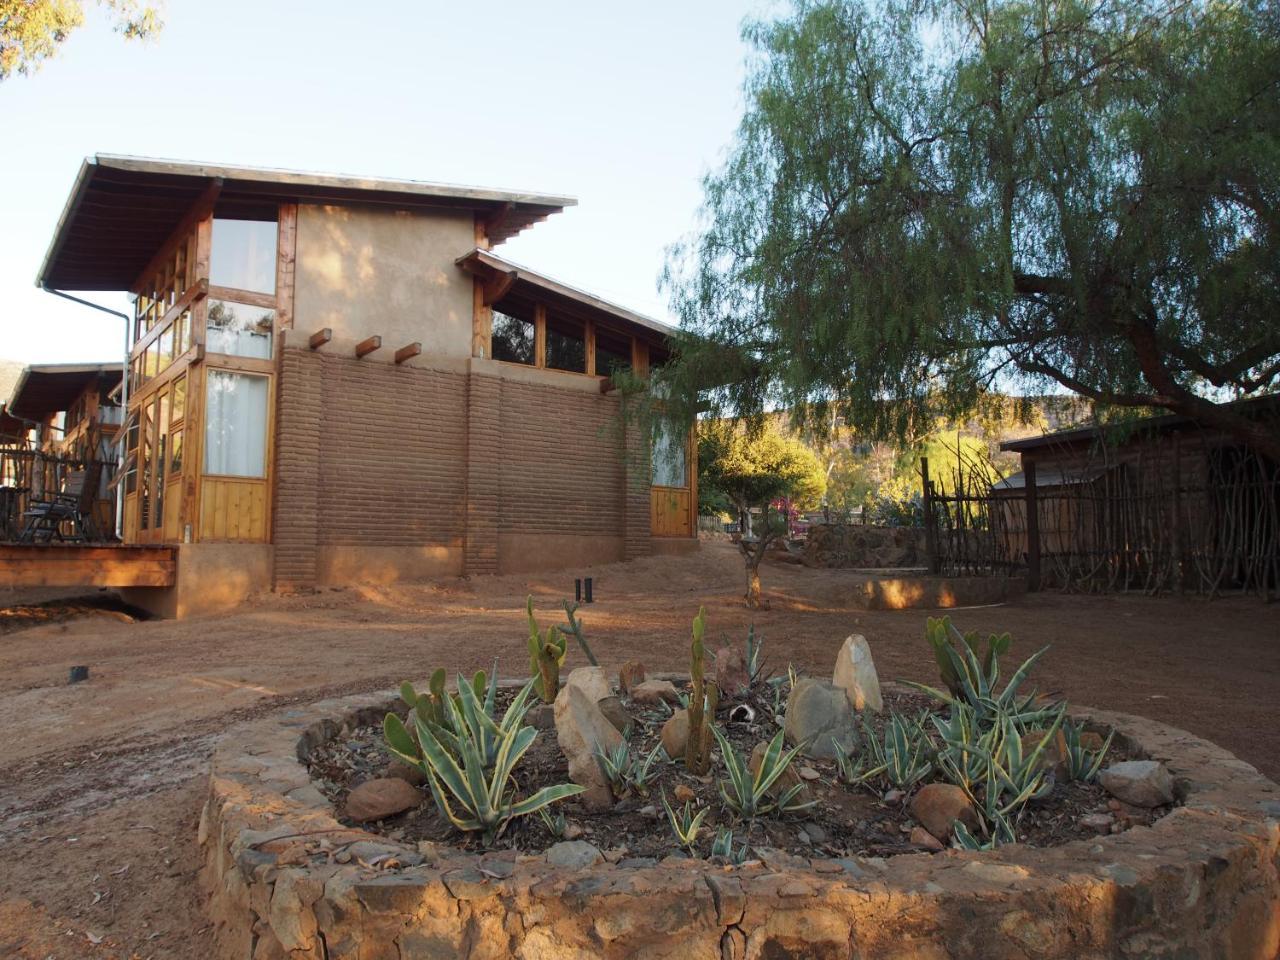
[
  {"left": 545, "top": 840, "right": 604, "bottom": 869},
  {"left": 714, "top": 645, "right": 751, "bottom": 698},
  {"left": 1099, "top": 760, "right": 1175, "bottom": 808},
  {"left": 554, "top": 684, "right": 622, "bottom": 811},
  {"left": 563, "top": 666, "right": 611, "bottom": 704},
  {"left": 832, "top": 635, "right": 883, "bottom": 713},
  {"left": 660, "top": 709, "right": 690, "bottom": 758},
  {"left": 783, "top": 678, "right": 859, "bottom": 759},
  {"left": 910, "top": 783, "right": 979, "bottom": 839},
  {"left": 630, "top": 679, "right": 680, "bottom": 705},
  {"left": 344, "top": 778, "right": 422, "bottom": 822},
  {"left": 597, "top": 695, "right": 630, "bottom": 734},
  {"left": 618, "top": 660, "right": 647, "bottom": 695}
]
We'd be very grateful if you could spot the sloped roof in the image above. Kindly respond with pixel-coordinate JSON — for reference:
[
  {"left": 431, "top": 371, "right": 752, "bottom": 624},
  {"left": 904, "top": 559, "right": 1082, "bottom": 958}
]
[
  {"left": 6, "top": 363, "right": 123, "bottom": 420},
  {"left": 38, "top": 155, "right": 575, "bottom": 291},
  {"left": 456, "top": 248, "right": 677, "bottom": 342}
]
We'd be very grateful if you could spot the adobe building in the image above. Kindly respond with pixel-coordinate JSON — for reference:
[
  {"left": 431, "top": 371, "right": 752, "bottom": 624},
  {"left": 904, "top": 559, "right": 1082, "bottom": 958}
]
[{"left": 6, "top": 155, "right": 695, "bottom": 616}]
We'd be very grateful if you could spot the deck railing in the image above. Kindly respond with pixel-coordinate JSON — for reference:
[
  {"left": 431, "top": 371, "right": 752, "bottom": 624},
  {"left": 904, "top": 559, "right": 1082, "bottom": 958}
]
[{"left": 0, "top": 446, "right": 118, "bottom": 541}]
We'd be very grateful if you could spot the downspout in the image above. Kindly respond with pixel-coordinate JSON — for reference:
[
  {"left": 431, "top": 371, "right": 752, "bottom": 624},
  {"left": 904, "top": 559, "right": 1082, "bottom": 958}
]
[{"left": 40, "top": 287, "right": 131, "bottom": 539}]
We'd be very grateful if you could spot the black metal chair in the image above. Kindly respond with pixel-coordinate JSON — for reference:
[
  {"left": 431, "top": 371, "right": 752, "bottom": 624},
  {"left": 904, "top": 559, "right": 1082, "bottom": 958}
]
[{"left": 19, "top": 462, "right": 101, "bottom": 543}]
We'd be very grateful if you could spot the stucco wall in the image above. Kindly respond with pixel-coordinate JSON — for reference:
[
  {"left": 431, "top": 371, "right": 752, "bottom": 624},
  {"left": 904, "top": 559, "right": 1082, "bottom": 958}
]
[{"left": 293, "top": 204, "right": 474, "bottom": 357}]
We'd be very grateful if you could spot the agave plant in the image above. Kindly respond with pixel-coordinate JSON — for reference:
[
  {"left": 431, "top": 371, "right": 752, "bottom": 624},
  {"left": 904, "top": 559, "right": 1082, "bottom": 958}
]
[
  {"left": 1062, "top": 720, "right": 1114, "bottom": 782},
  {"left": 924, "top": 616, "right": 1011, "bottom": 698},
  {"left": 661, "top": 790, "right": 709, "bottom": 854},
  {"left": 711, "top": 826, "right": 749, "bottom": 863},
  {"left": 713, "top": 726, "right": 813, "bottom": 819},
  {"left": 384, "top": 675, "right": 583, "bottom": 843},
  {"left": 882, "top": 713, "right": 934, "bottom": 789},
  {"left": 596, "top": 739, "right": 666, "bottom": 798},
  {"left": 904, "top": 633, "right": 1053, "bottom": 728}
]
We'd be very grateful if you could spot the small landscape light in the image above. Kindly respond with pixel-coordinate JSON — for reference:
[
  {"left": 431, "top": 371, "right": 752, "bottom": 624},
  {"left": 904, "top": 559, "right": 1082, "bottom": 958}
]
[{"left": 69, "top": 666, "right": 90, "bottom": 684}]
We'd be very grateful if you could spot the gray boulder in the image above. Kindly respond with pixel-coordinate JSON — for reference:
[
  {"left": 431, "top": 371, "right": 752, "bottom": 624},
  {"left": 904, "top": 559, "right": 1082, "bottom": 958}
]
[
  {"left": 782, "top": 678, "right": 858, "bottom": 759},
  {"left": 1099, "top": 760, "right": 1176, "bottom": 808}
]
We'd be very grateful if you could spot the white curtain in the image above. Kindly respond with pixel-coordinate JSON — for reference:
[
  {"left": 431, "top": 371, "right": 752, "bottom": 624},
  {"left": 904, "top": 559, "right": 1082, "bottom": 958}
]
[
  {"left": 205, "top": 371, "right": 268, "bottom": 477},
  {"left": 651, "top": 419, "right": 687, "bottom": 488}
]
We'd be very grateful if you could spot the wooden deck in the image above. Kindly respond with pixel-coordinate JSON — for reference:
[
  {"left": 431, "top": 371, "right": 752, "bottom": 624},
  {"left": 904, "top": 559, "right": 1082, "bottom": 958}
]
[{"left": 0, "top": 543, "right": 176, "bottom": 588}]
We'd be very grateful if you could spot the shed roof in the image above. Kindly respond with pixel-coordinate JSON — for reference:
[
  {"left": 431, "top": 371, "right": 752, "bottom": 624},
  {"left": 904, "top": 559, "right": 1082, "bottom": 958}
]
[
  {"left": 6, "top": 363, "right": 123, "bottom": 420},
  {"left": 991, "top": 465, "right": 1108, "bottom": 491},
  {"left": 38, "top": 155, "right": 576, "bottom": 291},
  {"left": 999, "top": 393, "right": 1280, "bottom": 454},
  {"left": 456, "top": 248, "right": 677, "bottom": 342}
]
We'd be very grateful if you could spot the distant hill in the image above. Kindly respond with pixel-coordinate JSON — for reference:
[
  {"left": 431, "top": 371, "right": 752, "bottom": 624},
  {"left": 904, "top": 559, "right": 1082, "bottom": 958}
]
[{"left": 0, "top": 358, "right": 25, "bottom": 406}]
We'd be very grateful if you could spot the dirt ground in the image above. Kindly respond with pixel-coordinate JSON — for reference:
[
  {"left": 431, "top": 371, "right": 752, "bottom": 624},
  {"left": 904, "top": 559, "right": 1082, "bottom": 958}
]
[{"left": 0, "top": 540, "right": 1276, "bottom": 959}]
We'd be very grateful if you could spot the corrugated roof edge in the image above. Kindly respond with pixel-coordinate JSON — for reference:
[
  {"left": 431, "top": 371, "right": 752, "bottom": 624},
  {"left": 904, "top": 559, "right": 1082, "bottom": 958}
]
[{"left": 458, "top": 248, "right": 679, "bottom": 339}]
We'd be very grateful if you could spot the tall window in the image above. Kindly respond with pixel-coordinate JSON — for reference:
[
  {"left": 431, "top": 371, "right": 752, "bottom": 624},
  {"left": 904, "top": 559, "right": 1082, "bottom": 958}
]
[
  {"left": 205, "top": 370, "right": 269, "bottom": 477},
  {"left": 652, "top": 419, "right": 687, "bottom": 488},
  {"left": 210, "top": 219, "right": 277, "bottom": 294},
  {"left": 546, "top": 313, "right": 586, "bottom": 373},
  {"left": 492, "top": 309, "right": 535, "bottom": 365}
]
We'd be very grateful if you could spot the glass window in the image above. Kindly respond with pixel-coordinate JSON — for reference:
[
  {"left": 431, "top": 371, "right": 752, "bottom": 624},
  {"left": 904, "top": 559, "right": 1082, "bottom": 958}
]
[
  {"left": 206, "top": 299, "right": 275, "bottom": 359},
  {"left": 596, "top": 328, "right": 631, "bottom": 377},
  {"left": 492, "top": 309, "right": 535, "bottom": 365},
  {"left": 652, "top": 419, "right": 688, "bottom": 488},
  {"left": 210, "top": 219, "right": 277, "bottom": 294},
  {"left": 124, "top": 415, "right": 140, "bottom": 495},
  {"left": 172, "top": 374, "right": 186, "bottom": 423},
  {"left": 170, "top": 429, "right": 183, "bottom": 475},
  {"left": 159, "top": 325, "right": 174, "bottom": 366},
  {"left": 205, "top": 370, "right": 269, "bottom": 478},
  {"left": 546, "top": 313, "right": 586, "bottom": 373}
]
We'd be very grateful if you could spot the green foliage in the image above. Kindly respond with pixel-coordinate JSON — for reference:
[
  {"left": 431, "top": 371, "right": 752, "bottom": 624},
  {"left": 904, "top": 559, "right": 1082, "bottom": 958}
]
[
  {"left": 1063, "top": 721, "right": 1114, "bottom": 783},
  {"left": 904, "top": 623, "right": 1050, "bottom": 727},
  {"left": 745, "top": 624, "right": 764, "bottom": 687},
  {"left": 1, "top": 0, "right": 162, "bottom": 80},
  {"left": 713, "top": 726, "right": 813, "bottom": 819},
  {"left": 924, "top": 617, "right": 1012, "bottom": 699},
  {"left": 527, "top": 596, "right": 568, "bottom": 704},
  {"left": 538, "top": 807, "right": 568, "bottom": 840},
  {"left": 560, "top": 600, "right": 598, "bottom": 667},
  {"left": 685, "top": 607, "right": 719, "bottom": 775},
  {"left": 661, "top": 0, "right": 1280, "bottom": 462},
  {"left": 596, "top": 739, "right": 666, "bottom": 798},
  {"left": 836, "top": 712, "right": 932, "bottom": 790},
  {"left": 399, "top": 668, "right": 448, "bottom": 730},
  {"left": 661, "top": 791, "right": 709, "bottom": 854},
  {"left": 711, "top": 826, "right": 750, "bottom": 864},
  {"left": 699, "top": 421, "right": 827, "bottom": 517},
  {"left": 383, "top": 675, "right": 583, "bottom": 844}
]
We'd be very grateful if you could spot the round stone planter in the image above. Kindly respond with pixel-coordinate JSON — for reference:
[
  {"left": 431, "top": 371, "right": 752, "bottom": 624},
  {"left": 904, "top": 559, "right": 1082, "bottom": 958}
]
[{"left": 200, "top": 685, "right": 1280, "bottom": 960}]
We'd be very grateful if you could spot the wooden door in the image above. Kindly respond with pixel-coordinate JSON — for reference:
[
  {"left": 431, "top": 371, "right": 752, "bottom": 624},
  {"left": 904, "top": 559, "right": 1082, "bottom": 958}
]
[{"left": 650, "top": 420, "right": 694, "bottom": 538}]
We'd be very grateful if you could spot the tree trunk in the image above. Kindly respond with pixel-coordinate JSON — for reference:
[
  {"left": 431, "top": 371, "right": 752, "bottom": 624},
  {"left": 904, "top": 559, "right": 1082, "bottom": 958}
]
[{"left": 744, "top": 556, "right": 763, "bottom": 609}]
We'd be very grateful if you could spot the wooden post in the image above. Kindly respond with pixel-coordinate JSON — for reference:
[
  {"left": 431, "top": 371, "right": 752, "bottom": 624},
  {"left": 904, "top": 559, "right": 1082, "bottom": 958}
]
[
  {"left": 1025, "top": 458, "right": 1041, "bottom": 592},
  {"left": 921, "top": 457, "right": 940, "bottom": 575}
]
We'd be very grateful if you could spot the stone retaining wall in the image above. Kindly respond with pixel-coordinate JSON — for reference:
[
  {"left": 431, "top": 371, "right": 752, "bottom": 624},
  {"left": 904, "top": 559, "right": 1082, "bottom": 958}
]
[
  {"left": 803, "top": 523, "right": 927, "bottom": 568},
  {"left": 201, "top": 686, "right": 1280, "bottom": 959}
]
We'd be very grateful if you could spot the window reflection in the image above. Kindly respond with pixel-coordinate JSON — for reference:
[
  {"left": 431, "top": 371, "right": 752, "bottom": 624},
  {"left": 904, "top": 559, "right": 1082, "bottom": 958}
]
[
  {"left": 546, "top": 313, "right": 585, "bottom": 373},
  {"left": 207, "top": 299, "right": 275, "bottom": 359},
  {"left": 652, "top": 419, "right": 688, "bottom": 488},
  {"left": 205, "top": 370, "right": 268, "bottom": 478},
  {"left": 595, "top": 328, "right": 631, "bottom": 377},
  {"left": 492, "top": 309, "right": 535, "bottom": 365},
  {"left": 210, "top": 219, "right": 277, "bottom": 294}
]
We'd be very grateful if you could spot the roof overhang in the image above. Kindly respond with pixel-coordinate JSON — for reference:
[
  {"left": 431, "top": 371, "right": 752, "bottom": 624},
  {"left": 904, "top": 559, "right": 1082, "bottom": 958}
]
[
  {"left": 6, "top": 363, "right": 124, "bottom": 420},
  {"left": 37, "top": 155, "right": 576, "bottom": 292},
  {"left": 456, "top": 248, "right": 677, "bottom": 343}
]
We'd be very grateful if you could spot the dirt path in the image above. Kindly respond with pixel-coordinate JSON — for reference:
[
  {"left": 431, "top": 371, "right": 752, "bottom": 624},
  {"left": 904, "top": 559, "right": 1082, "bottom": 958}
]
[{"left": 0, "top": 541, "right": 1276, "bottom": 958}]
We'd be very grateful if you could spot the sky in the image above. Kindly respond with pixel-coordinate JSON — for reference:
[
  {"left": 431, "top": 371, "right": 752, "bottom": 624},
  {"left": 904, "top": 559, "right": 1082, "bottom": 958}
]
[{"left": 0, "top": 0, "right": 764, "bottom": 366}]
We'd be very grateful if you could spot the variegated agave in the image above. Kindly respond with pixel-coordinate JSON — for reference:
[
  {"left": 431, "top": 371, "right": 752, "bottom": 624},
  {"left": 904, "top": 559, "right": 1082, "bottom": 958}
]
[
  {"left": 713, "top": 726, "right": 814, "bottom": 819},
  {"left": 384, "top": 675, "right": 583, "bottom": 843}
]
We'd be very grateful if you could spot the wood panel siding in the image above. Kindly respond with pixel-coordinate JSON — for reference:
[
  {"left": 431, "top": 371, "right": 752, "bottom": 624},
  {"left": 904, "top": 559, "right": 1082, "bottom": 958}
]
[
  {"left": 651, "top": 487, "right": 693, "bottom": 538},
  {"left": 199, "top": 477, "right": 269, "bottom": 542}
]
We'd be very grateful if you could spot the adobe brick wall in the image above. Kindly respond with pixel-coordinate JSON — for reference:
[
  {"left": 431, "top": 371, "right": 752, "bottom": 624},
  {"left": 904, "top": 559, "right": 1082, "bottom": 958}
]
[{"left": 272, "top": 349, "right": 646, "bottom": 588}]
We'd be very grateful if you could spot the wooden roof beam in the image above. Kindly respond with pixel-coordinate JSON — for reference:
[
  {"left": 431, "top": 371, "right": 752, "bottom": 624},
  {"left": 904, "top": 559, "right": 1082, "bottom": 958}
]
[
  {"left": 308, "top": 328, "right": 332, "bottom": 350},
  {"left": 355, "top": 335, "right": 381, "bottom": 359},
  {"left": 128, "top": 178, "right": 223, "bottom": 294},
  {"left": 394, "top": 342, "right": 422, "bottom": 364}
]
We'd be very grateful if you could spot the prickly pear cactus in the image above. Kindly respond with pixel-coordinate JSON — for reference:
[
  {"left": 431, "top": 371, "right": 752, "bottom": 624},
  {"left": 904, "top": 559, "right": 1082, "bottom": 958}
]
[
  {"left": 686, "top": 606, "right": 718, "bottom": 774},
  {"left": 527, "top": 595, "right": 568, "bottom": 703}
]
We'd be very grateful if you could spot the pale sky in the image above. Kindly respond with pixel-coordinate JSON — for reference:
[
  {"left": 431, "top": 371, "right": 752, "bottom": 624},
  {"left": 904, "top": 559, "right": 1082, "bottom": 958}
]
[{"left": 0, "top": 1, "right": 761, "bottom": 366}]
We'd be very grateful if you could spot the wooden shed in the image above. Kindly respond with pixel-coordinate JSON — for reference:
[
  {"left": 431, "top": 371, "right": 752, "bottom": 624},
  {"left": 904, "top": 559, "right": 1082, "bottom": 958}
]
[{"left": 6, "top": 156, "right": 696, "bottom": 616}]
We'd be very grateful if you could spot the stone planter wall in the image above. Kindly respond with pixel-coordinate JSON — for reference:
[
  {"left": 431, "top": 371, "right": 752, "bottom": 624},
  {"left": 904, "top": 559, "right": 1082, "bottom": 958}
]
[
  {"left": 200, "top": 686, "right": 1280, "bottom": 960},
  {"left": 803, "top": 523, "right": 928, "bottom": 569}
]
